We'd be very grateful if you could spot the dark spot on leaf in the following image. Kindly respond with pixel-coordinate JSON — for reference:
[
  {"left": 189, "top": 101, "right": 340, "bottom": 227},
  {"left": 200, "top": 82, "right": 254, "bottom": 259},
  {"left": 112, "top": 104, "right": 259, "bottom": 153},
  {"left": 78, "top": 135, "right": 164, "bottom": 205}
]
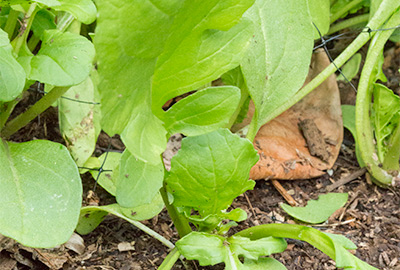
[
  {"left": 125, "top": 174, "right": 129, "bottom": 178},
  {"left": 105, "top": 173, "right": 111, "bottom": 179},
  {"left": 131, "top": 211, "right": 137, "bottom": 216},
  {"left": 84, "top": 213, "right": 90, "bottom": 218}
]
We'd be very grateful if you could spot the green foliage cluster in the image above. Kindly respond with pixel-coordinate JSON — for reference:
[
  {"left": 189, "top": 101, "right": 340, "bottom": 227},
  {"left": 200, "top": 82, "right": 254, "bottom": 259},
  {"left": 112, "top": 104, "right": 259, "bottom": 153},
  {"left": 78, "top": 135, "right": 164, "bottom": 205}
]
[{"left": 0, "top": 0, "right": 399, "bottom": 269}]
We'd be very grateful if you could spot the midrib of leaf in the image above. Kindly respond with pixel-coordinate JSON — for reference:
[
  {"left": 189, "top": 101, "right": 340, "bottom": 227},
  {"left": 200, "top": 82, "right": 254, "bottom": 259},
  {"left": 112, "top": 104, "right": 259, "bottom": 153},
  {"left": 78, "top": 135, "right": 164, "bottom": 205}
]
[{"left": 2, "top": 142, "right": 25, "bottom": 234}]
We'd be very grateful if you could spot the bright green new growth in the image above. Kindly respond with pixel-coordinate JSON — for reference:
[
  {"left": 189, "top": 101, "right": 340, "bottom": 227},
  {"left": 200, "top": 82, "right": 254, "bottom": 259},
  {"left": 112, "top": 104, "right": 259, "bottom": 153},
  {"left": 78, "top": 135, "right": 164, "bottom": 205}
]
[{"left": 166, "top": 129, "right": 258, "bottom": 216}]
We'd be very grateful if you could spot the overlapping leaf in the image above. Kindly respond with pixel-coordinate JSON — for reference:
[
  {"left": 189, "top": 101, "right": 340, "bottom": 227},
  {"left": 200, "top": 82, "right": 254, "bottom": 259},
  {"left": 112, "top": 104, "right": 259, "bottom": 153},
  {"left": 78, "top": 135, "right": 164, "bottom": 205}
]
[
  {"left": 0, "top": 140, "right": 82, "bottom": 248},
  {"left": 18, "top": 30, "right": 95, "bottom": 87},
  {"left": 241, "top": 0, "right": 314, "bottom": 132},
  {"left": 152, "top": 0, "right": 254, "bottom": 112},
  {"left": 0, "top": 28, "right": 26, "bottom": 102},
  {"left": 165, "top": 129, "right": 258, "bottom": 216}
]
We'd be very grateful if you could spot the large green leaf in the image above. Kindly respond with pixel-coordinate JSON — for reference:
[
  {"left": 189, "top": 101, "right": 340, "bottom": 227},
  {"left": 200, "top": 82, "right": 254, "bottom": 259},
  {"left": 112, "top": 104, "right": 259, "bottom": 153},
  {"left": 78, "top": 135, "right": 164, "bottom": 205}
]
[
  {"left": 88, "top": 152, "right": 121, "bottom": 196},
  {"left": 116, "top": 150, "right": 164, "bottom": 208},
  {"left": 241, "top": 0, "right": 313, "bottom": 132},
  {"left": 18, "top": 30, "right": 95, "bottom": 87},
  {"left": 0, "top": 140, "right": 82, "bottom": 248},
  {"left": 373, "top": 83, "right": 400, "bottom": 161},
  {"left": 165, "top": 129, "right": 258, "bottom": 216},
  {"left": 0, "top": 28, "right": 26, "bottom": 102},
  {"left": 308, "top": 0, "right": 330, "bottom": 38},
  {"left": 163, "top": 86, "right": 241, "bottom": 136},
  {"left": 31, "top": 9, "right": 56, "bottom": 39},
  {"left": 58, "top": 76, "right": 99, "bottom": 167},
  {"left": 243, "top": 257, "right": 287, "bottom": 270},
  {"left": 280, "top": 193, "right": 348, "bottom": 224},
  {"left": 176, "top": 232, "right": 286, "bottom": 269},
  {"left": 95, "top": 0, "right": 181, "bottom": 163},
  {"left": 76, "top": 192, "right": 164, "bottom": 235},
  {"left": 151, "top": 0, "right": 254, "bottom": 112}
]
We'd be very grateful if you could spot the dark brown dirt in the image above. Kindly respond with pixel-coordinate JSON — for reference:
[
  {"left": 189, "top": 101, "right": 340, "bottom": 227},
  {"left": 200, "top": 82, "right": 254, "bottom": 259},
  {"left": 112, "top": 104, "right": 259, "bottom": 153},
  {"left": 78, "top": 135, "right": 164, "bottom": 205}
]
[{"left": 1, "top": 40, "right": 399, "bottom": 270}]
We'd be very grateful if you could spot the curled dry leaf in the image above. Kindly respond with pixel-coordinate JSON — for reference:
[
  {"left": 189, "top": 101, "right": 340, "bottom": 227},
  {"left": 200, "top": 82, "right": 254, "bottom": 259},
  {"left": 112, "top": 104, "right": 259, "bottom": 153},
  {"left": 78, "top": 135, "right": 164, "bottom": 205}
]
[{"left": 247, "top": 50, "right": 343, "bottom": 180}]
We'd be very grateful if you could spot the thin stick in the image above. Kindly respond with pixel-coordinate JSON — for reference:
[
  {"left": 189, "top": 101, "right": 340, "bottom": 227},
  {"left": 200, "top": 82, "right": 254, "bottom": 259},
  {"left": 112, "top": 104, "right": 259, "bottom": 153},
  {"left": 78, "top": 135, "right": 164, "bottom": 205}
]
[
  {"left": 326, "top": 168, "right": 367, "bottom": 192},
  {"left": 271, "top": 179, "right": 297, "bottom": 206}
]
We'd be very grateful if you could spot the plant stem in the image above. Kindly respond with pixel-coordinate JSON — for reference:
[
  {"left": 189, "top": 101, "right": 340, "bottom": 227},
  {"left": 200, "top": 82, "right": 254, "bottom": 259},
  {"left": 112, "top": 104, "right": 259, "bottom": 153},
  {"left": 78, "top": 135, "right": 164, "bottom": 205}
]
[
  {"left": 1, "top": 87, "right": 70, "bottom": 138},
  {"left": 11, "top": 3, "right": 37, "bottom": 55},
  {"left": 160, "top": 183, "right": 192, "bottom": 238},
  {"left": 4, "top": 9, "right": 20, "bottom": 39},
  {"left": 327, "top": 14, "right": 370, "bottom": 35},
  {"left": 246, "top": 0, "right": 400, "bottom": 143},
  {"left": 158, "top": 247, "right": 181, "bottom": 270},
  {"left": 27, "top": 34, "right": 40, "bottom": 52},
  {"left": 355, "top": 10, "right": 400, "bottom": 186},
  {"left": 109, "top": 208, "right": 175, "bottom": 249},
  {"left": 234, "top": 224, "right": 336, "bottom": 259},
  {"left": 330, "top": 0, "right": 363, "bottom": 24}
]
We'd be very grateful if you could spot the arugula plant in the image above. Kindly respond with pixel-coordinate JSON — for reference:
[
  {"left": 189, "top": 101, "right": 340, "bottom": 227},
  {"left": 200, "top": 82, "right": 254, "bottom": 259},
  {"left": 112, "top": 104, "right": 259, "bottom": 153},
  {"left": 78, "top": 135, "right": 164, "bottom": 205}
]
[
  {"left": 77, "top": 0, "right": 399, "bottom": 269},
  {"left": 1, "top": 0, "right": 399, "bottom": 269},
  {"left": 0, "top": 0, "right": 96, "bottom": 247}
]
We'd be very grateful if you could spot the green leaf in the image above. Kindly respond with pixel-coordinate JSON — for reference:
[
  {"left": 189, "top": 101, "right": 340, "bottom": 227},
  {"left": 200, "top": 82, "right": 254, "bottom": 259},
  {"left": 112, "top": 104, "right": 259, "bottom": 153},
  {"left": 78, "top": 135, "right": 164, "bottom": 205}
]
[
  {"left": 19, "top": 30, "right": 95, "bottom": 87},
  {"left": 116, "top": 150, "right": 164, "bottom": 208},
  {"left": 241, "top": 0, "right": 314, "bottom": 132},
  {"left": 166, "top": 129, "right": 258, "bottom": 216},
  {"left": 280, "top": 193, "right": 348, "bottom": 224},
  {"left": 176, "top": 232, "right": 286, "bottom": 268},
  {"left": 188, "top": 208, "right": 247, "bottom": 232},
  {"left": 34, "top": 0, "right": 97, "bottom": 24},
  {"left": 243, "top": 257, "right": 287, "bottom": 270},
  {"left": 0, "top": 140, "right": 82, "bottom": 248},
  {"left": 152, "top": 0, "right": 254, "bottom": 111},
  {"left": 373, "top": 83, "right": 400, "bottom": 161},
  {"left": 323, "top": 232, "right": 357, "bottom": 250},
  {"left": 89, "top": 152, "right": 121, "bottom": 196},
  {"left": 163, "top": 86, "right": 241, "bottom": 136},
  {"left": 334, "top": 242, "right": 378, "bottom": 270},
  {"left": 308, "top": 0, "right": 330, "bottom": 39},
  {"left": 58, "top": 76, "right": 98, "bottom": 167},
  {"left": 228, "top": 235, "right": 287, "bottom": 260},
  {"left": 341, "top": 104, "right": 365, "bottom": 167},
  {"left": 0, "top": 28, "right": 26, "bottom": 102},
  {"left": 31, "top": 9, "right": 56, "bottom": 39},
  {"left": 76, "top": 192, "right": 164, "bottom": 235},
  {"left": 337, "top": 53, "right": 362, "bottom": 81},
  {"left": 95, "top": 0, "right": 179, "bottom": 163},
  {"left": 331, "top": 0, "right": 370, "bottom": 21}
]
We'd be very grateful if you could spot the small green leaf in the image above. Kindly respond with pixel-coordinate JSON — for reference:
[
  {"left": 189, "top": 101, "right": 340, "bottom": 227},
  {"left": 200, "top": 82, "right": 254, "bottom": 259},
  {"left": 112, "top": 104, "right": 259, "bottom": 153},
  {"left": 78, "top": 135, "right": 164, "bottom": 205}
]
[
  {"left": 243, "top": 257, "right": 287, "bottom": 270},
  {"left": 76, "top": 192, "right": 164, "bottom": 235},
  {"left": 116, "top": 150, "right": 164, "bottom": 208},
  {"left": 163, "top": 86, "right": 241, "bottom": 136},
  {"left": 241, "top": 0, "right": 313, "bottom": 132},
  {"left": 373, "top": 83, "right": 400, "bottom": 161},
  {"left": 323, "top": 232, "right": 357, "bottom": 250},
  {"left": 58, "top": 76, "right": 98, "bottom": 167},
  {"left": 89, "top": 152, "right": 121, "bottom": 196},
  {"left": 228, "top": 236, "right": 287, "bottom": 260},
  {"left": 18, "top": 30, "right": 95, "bottom": 87},
  {"left": 176, "top": 232, "right": 226, "bottom": 266},
  {"left": 337, "top": 53, "right": 362, "bottom": 81},
  {"left": 280, "top": 193, "right": 348, "bottom": 224},
  {"left": 0, "top": 28, "right": 26, "bottom": 102},
  {"left": 166, "top": 129, "right": 258, "bottom": 216},
  {"left": 152, "top": 0, "right": 254, "bottom": 111},
  {"left": 0, "top": 140, "right": 82, "bottom": 248}
]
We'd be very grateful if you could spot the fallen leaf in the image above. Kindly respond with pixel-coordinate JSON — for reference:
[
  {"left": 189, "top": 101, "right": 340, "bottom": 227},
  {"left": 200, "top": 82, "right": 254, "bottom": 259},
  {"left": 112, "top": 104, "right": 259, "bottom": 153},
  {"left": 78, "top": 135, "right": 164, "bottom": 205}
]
[
  {"left": 118, "top": 241, "right": 135, "bottom": 252},
  {"left": 64, "top": 232, "right": 85, "bottom": 255},
  {"left": 246, "top": 49, "right": 343, "bottom": 180},
  {"left": 280, "top": 193, "right": 348, "bottom": 224}
]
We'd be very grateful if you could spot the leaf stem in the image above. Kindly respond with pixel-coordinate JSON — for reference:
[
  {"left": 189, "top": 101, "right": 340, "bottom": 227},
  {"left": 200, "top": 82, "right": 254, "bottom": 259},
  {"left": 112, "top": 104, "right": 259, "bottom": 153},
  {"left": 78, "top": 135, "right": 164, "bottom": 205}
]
[
  {"left": 160, "top": 183, "right": 192, "bottom": 238},
  {"left": 327, "top": 14, "right": 370, "bottom": 35},
  {"left": 158, "top": 247, "right": 181, "bottom": 270},
  {"left": 11, "top": 3, "right": 37, "bottom": 55},
  {"left": 383, "top": 120, "right": 400, "bottom": 171},
  {"left": 355, "top": 10, "right": 400, "bottom": 186},
  {"left": 330, "top": 0, "right": 364, "bottom": 24},
  {"left": 246, "top": 0, "right": 400, "bottom": 142},
  {"left": 108, "top": 208, "right": 175, "bottom": 250},
  {"left": 1, "top": 87, "right": 70, "bottom": 138},
  {"left": 234, "top": 224, "right": 336, "bottom": 259},
  {"left": 4, "top": 9, "right": 20, "bottom": 39}
]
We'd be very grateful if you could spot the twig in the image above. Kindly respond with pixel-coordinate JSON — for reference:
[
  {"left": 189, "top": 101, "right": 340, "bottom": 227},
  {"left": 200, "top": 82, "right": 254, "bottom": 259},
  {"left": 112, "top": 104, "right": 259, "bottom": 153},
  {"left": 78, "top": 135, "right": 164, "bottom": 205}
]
[
  {"left": 311, "top": 218, "right": 356, "bottom": 227},
  {"left": 271, "top": 179, "right": 297, "bottom": 206},
  {"left": 244, "top": 193, "right": 256, "bottom": 218},
  {"left": 326, "top": 167, "right": 367, "bottom": 192}
]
